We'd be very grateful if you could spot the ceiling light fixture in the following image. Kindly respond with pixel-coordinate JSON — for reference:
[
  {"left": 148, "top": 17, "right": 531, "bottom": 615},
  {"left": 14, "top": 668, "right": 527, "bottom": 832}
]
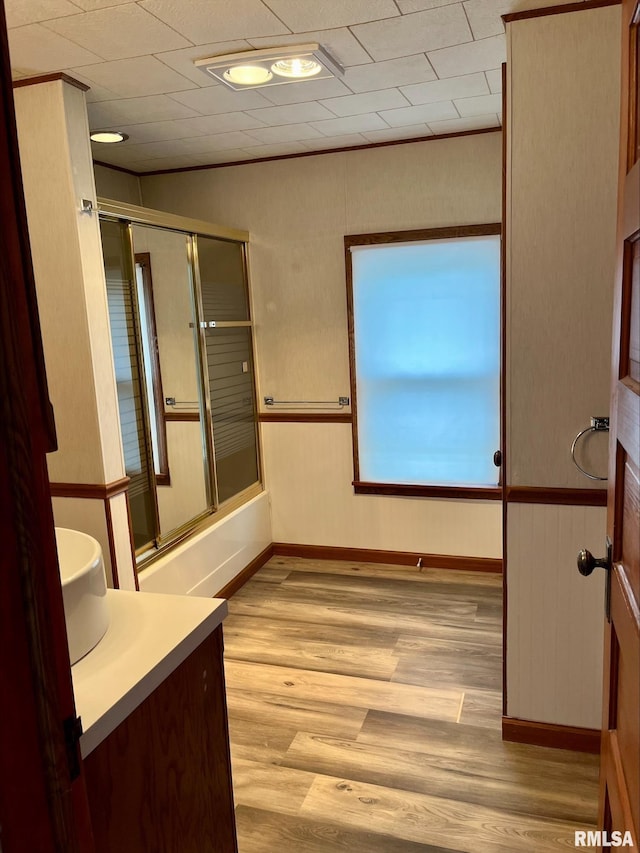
[
  {"left": 90, "top": 131, "right": 129, "bottom": 144},
  {"left": 194, "top": 44, "right": 343, "bottom": 91}
]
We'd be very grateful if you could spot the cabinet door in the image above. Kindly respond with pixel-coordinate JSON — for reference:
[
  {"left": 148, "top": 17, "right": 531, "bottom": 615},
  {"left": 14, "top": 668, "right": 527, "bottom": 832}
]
[{"left": 84, "top": 627, "right": 238, "bottom": 853}]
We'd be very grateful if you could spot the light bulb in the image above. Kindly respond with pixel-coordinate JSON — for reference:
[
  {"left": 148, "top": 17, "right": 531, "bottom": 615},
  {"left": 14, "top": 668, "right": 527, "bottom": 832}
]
[
  {"left": 271, "top": 57, "right": 322, "bottom": 78},
  {"left": 223, "top": 65, "right": 272, "bottom": 86}
]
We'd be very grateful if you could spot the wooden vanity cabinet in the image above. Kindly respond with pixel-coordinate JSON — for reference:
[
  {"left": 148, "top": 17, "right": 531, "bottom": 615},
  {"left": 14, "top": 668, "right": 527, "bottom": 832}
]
[{"left": 83, "top": 626, "right": 237, "bottom": 853}]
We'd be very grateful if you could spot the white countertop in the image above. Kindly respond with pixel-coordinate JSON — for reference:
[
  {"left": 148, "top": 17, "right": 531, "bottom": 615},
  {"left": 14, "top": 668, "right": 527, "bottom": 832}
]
[{"left": 72, "top": 589, "right": 228, "bottom": 757}]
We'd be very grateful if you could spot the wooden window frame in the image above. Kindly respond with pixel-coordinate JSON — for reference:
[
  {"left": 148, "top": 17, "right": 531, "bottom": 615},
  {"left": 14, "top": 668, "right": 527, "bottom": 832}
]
[
  {"left": 345, "top": 223, "right": 503, "bottom": 501},
  {"left": 134, "top": 252, "right": 170, "bottom": 486}
]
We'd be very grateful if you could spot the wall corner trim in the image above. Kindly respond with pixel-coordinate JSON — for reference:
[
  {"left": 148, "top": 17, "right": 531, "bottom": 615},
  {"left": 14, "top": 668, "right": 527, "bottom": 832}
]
[
  {"left": 13, "top": 72, "right": 90, "bottom": 92},
  {"left": 502, "top": 716, "right": 601, "bottom": 753},
  {"left": 49, "top": 477, "right": 130, "bottom": 500},
  {"left": 503, "top": 0, "right": 620, "bottom": 24}
]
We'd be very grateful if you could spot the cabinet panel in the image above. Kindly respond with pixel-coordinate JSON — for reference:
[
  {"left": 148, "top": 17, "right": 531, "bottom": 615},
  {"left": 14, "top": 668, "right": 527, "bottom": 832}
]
[{"left": 84, "top": 626, "right": 237, "bottom": 853}]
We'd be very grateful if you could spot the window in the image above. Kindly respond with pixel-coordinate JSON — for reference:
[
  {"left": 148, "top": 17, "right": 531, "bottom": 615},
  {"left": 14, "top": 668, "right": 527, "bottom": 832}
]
[{"left": 346, "top": 224, "right": 501, "bottom": 499}]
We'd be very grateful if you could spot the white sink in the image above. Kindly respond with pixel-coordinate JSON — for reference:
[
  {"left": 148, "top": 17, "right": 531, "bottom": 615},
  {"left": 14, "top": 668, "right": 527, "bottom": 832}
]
[{"left": 55, "top": 527, "right": 110, "bottom": 665}]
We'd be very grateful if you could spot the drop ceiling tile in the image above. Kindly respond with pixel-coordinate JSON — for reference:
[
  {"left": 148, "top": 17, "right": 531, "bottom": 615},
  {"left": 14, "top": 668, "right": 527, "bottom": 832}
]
[
  {"left": 397, "top": 0, "right": 460, "bottom": 10},
  {"left": 74, "top": 56, "right": 195, "bottom": 98},
  {"left": 310, "top": 113, "right": 390, "bottom": 135},
  {"left": 70, "top": 76, "right": 120, "bottom": 102},
  {"left": 361, "top": 123, "right": 432, "bottom": 142},
  {"left": 342, "top": 55, "right": 436, "bottom": 94},
  {"left": 378, "top": 100, "right": 458, "bottom": 127},
  {"left": 320, "top": 89, "right": 409, "bottom": 117},
  {"left": 351, "top": 6, "right": 472, "bottom": 62},
  {"left": 400, "top": 71, "right": 488, "bottom": 105},
  {"left": 5, "top": 0, "right": 80, "bottom": 28},
  {"left": 463, "top": 0, "right": 515, "bottom": 40},
  {"left": 137, "top": 155, "right": 202, "bottom": 172},
  {"left": 263, "top": 0, "right": 399, "bottom": 32},
  {"left": 454, "top": 92, "right": 502, "bottom": 116},
  {"left": 139, "top": 0, "right": 289, "bottom": 44},
  {"left": 168, "top": 86, "right": 273, "bottom": 115},
  {"left": 248, "top": 28, "right": 373, "bottom": 67},
  {"left": 239, "top": 141, "right": 309, "bottom": 158},
  {"left": 302, "top": 133, "right": 367, "bottom": 149},
  {"left": 43, "top": 5, "right": 190, "bottom": 61},
  {"left": 427, "top": 113, "right": 499, "bottom": 134},
  {"left": 179, "top": 131, "right": 265, "bottom": 153},
  {"left": 67, "top": 0, "right": 135, "bottom": 9},
  {"left": 428, "top": 34, "right": 506, "bottom": 78},
  {"left": 177, "top": 113, "right": 267, "bottom": 134},
  {"left": 88, "top": 94, "right": 200, "bottom": 127},
  {"left": 259, "top": 77, "right": 352, "bottom": 106},
  {"left": 244, "top": 123, "right": 325, "bottom": 144},
  {"left": 485, "top": 68, "right": 502, "bottom": 93},
  {"left": 154, "top": 42, "right": 252, "bottom": 88},
  {"left": 8, "top": 23, "right": 102, "bottom": 73},
  {"left": 244, "top": 102, "right": 336, "bottom": 125},
  {"left": 102, "top": 120, "right": 207, "bottom": 143},
  {"left": 97, "top": 138, "right": 192, "bottom": 161}
]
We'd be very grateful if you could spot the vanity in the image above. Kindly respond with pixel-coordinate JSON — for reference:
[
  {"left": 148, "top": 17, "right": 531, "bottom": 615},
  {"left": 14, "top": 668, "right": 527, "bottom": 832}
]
[{"left": 60, "top": 528, "right": 237, "bottom": 853}]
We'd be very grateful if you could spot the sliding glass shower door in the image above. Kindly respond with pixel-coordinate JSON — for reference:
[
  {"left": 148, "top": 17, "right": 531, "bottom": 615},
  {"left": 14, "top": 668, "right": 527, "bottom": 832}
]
[
  {"left": 100, "top": 205, "right": 261, "bottom": 564},
  {"left": 196, "top": 235, "right": 259, "bottom": 504}
]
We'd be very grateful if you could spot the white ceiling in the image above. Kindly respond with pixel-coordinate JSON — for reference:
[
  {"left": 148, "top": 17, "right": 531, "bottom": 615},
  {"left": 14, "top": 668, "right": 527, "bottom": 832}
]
[{"left": 7, "top": 0, "right": 585, "bottom": 173}]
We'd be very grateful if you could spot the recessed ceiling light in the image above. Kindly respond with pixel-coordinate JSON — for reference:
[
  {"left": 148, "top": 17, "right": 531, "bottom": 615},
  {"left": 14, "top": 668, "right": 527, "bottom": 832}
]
[
  {"left": 90, "top": 131, "right": 129, "bottom": 144},
  {"left": 194, "top": 44, "right": 343, "bottom": 91}
]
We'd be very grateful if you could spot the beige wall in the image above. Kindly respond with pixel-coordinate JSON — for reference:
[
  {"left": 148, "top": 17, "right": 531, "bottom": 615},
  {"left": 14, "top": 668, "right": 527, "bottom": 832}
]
[
  {"left": 94, "top": 163, "right": 142, "bottom": 205},
  {"left": 507, "top": 504, "right": 606, "bottom": 729},
  {"left": 505, "top": 5, "right": 621, "bottom": 727},
  {"left": 16, "top": 79, "right": 136, "bottom": 589},
  {"left": 16, "top": 82, "right": 123, "bottom": 485},
  {"left": 506, "top": 6, "right": 620, "bottom": 489},
  {"left": 141, "top": 132, "right": 504, "bottom": 558}
]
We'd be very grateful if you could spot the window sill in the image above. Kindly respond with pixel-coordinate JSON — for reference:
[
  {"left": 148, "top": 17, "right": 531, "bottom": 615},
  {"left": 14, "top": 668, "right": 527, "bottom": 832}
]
[{"left": 353, "top": 481, "right": 502, "bottom": 500}]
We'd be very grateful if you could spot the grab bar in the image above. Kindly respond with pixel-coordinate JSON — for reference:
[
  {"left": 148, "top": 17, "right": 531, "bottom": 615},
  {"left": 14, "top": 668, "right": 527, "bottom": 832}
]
[
  {"left": 264, "top": 396, "right": 349, "bottom": 409},
  {"left": 165, "top": 397, "right": 200, "bottom": 409}
]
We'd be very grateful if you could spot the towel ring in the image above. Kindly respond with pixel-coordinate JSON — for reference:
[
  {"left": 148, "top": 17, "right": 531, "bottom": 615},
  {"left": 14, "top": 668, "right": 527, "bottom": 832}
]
[{"left": 570, "top": 419, "right": 609, "bottom": 481}]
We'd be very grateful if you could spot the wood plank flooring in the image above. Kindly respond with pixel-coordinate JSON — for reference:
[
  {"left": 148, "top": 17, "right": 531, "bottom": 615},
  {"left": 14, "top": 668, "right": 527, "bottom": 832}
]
[{"left": 223, "top": 557, "right": 600, "bottom": 852}]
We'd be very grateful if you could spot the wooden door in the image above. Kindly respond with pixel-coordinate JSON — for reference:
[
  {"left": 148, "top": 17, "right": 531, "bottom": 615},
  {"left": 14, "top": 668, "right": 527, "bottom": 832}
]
[
  {"left": 0, "top": 1, "right": 95, "bottom": 850},
  {"left": 599, "top": 0, "right": 640, "bottom": 846}
]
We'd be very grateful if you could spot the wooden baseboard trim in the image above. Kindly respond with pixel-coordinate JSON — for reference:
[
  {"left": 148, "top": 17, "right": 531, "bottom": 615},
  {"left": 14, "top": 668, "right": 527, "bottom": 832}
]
[
  {"left": 215, "top": 544, "right": 274, "bottom": 599},
  {"left": 505, "top": 486, "right": 607, "bottom": 506},
  {"left": 50, "top": 477, "right": 130, "bottom": 500},
  {"left": 272, "top": 543, "right": 502, "bottom": 573},
  {"left": 502, "top": 717, "right": 601, "bottom": 753}
]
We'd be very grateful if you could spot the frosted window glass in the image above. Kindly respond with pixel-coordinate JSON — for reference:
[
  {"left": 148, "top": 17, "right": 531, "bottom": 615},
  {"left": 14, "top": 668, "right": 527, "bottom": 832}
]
[{"left": 352, "top": 235, "right": 500, "bottom": 487}]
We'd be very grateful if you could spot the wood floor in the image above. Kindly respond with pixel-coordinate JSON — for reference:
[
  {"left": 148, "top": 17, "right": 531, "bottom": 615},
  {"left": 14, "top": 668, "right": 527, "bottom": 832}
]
[{"left": 223, "top": 557, "right": 600, "bottom": 852}]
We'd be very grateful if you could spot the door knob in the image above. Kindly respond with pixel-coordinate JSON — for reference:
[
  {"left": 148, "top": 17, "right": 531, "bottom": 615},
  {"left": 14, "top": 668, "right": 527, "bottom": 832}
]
[{"left": 577, "top": 548, "right": 611, "bottom": 576}]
